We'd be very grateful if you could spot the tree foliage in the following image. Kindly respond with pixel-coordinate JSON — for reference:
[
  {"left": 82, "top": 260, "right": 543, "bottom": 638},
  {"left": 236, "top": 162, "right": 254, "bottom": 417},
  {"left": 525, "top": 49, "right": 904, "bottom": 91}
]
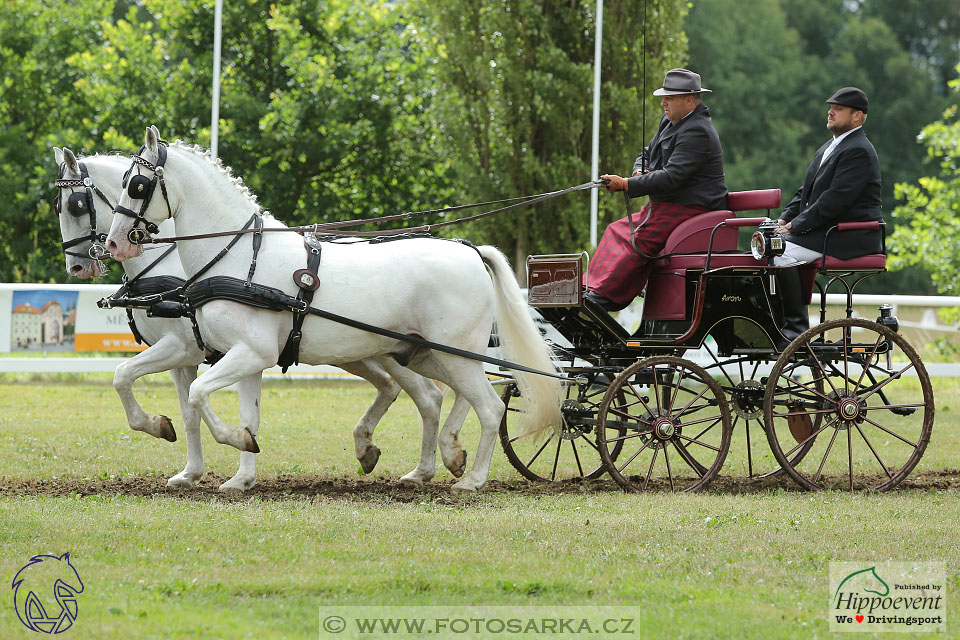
[
  {"left": 417, "top": 0, "right": 689, "bottom": 270},
  {"left": 0, "top": 0, "right": 456, "bottom": 283},
  {"left": 887, "top": 65, "right": 960, "bottom": 296},
  {"left": 686, "top": 0, "right": 960, "bottom": 293}
]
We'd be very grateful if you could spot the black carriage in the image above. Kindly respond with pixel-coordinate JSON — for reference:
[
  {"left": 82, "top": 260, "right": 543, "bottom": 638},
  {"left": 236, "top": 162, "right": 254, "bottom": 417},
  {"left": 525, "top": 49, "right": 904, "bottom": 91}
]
[{"left": 500, "top": 189, "right": 933, "bottom": 492}]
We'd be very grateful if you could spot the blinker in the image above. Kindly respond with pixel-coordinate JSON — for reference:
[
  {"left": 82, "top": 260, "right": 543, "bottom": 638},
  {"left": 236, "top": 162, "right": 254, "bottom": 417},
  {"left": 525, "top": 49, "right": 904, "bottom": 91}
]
[
  {"left": 127, "top": 174, "right": 152, "bottom": 199},
  {"left": 67, "top": 192, "right": 88, "bottom": 217}
]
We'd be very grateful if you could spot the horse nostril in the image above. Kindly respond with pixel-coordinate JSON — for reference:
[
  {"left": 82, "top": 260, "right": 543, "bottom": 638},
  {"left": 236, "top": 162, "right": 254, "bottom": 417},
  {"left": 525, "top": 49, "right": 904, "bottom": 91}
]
[{"left": 70, "top": 264, "right": 84, "bottom": 274}]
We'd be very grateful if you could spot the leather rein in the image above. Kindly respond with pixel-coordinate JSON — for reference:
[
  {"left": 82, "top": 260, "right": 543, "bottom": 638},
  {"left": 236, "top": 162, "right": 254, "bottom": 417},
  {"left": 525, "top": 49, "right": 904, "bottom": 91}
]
[{"left": 124, "top": 179, "right": 605, "bottom": 246}]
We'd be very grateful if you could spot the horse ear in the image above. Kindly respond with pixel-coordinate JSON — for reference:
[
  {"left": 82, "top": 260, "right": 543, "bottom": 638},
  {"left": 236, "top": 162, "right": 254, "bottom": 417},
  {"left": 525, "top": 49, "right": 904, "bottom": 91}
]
[
  {"left": 145, "top": 125, "right": 159, "bottom": 153},
  {"left": 54, "top": 147, "right": 63, "bottom": 165},
  {"left": 63, "top": 148, "right": 79, "bottom": 174}
]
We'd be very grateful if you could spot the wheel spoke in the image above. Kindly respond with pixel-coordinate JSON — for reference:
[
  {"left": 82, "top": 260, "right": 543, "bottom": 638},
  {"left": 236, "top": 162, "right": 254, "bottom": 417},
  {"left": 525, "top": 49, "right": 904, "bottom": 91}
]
[
  {"left": 776, "top": 371, "right": 834, "bottom": 405},
  {"left": 675, "top": 383, "right": 711, "bottom": 418},
  {"left": 663, "top": 443, "right": 675, "bottom": 491},
  {"left": 616, "top": 437, "right": 654, "bottom": 474},
  {"left": 813, "top": 424, "right": 841, "bottom": 484},
  {"left": 802, "top": 341, "right": 842, "bottom": 398},
  {"left": 861, "top": 415, "right": 919, "bottom": 448},
  {"left": 602, "top": 428, "right": 653, "bottom": 444},
  {"left": 855, "top": 423, "right": 893, "bottom": 479},
  {"left": 859, "top": 361, "right": 917, "bottom": 403},
  {"left": 675, "top": 428, "right": 722, "bottom": 452},
  {"left": 782, "top": 416, "right": 839, "bottom": 458},
  {"left": 671, "top": 440, "right": 706, "bottom": 479},
  {"left": 642, "top": 445, "right": 659, "bottom": 490},
  {"left": 851, "top": 334, "right": 885, "bottom": 396},
  {"left": 524, "top": 432, "right": 555, "bottom": 468},
  {"left": 569, "top": 438, "right": 585, "bottom": 478},
  {"left": 550, "top": 436, "right": 562, "bottom": 481}
]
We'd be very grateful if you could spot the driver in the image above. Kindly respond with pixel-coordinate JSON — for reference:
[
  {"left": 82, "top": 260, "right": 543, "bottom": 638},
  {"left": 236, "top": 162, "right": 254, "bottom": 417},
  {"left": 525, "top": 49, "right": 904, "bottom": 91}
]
[{"left": 590, "top": 68, "right": 728, "bottom": 311}]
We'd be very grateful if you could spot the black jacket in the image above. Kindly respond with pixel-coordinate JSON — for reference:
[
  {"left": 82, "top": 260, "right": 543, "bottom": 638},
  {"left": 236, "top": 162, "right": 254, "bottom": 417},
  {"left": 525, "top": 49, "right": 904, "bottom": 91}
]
[
  {"left": 627, "top": 102, "right": 727, "bottom": 211},
  {"left": 780, "top": 127, "right": 883, "bottom": 259}
]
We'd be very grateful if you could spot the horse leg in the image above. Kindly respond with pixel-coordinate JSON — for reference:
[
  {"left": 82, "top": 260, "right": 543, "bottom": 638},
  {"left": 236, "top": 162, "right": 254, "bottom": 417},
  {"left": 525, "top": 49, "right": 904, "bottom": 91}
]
[
  {"left": 412, "top": 356, "right": 505, "bottom": 492},
  {"left": 219, "top": 373, "right": 262, "bottom": 492},
  {"left": 166, "top": 366, "right": 206, "bottom": 488},
  {"left": 187, "top": 347, "right": 270, "bottom": 453},
  {"left": 112, "top": 336, "right": 192, "bottom": 442},
  {"left": 438, "top": 394, "right": 472, "bottom": 478},
  {"left": 377, "top": 358, "right": 445, "bottom": 485},
  {"left": 339, "top": 359, "right": 402, "bottom": 474}
]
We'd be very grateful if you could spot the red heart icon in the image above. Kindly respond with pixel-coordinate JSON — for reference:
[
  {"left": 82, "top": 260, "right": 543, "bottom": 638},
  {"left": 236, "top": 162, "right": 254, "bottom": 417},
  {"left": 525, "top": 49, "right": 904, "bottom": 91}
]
[{"left": 856, "top": 615, "right": 864, "bottom": 623}]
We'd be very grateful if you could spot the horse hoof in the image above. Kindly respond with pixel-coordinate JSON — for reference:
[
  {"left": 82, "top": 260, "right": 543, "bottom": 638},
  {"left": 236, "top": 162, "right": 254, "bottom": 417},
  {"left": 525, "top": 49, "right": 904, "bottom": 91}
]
[
  {"left": 358, "top": 445, "right": 381, "bottom": 474},
  {"left": 450, "top": 480, "right": 482, "bottom": 493},
  {"left": 158, "top": 415, "right": 177, "bottom": 443},
  {"left": 242, "top": 428, "right": 260, "bottom": 453},
  {"left": 447, "top": 451, "right": 467, "bottom": 478},
  {"left": 219, "top": 478, "right": 255, "bottom": 492}
]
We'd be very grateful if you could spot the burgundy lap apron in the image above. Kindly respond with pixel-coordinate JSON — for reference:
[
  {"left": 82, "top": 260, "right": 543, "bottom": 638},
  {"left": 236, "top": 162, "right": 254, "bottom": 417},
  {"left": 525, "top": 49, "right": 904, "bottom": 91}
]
[{"left": 586, "top": 201, "right": 708, "bottom": 307}]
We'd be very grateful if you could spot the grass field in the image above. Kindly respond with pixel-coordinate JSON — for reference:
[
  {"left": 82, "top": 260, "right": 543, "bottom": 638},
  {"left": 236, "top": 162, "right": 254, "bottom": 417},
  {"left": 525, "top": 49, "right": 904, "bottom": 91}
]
[{"left": 0, "top": 374, "right": 957, "bottom": 639}]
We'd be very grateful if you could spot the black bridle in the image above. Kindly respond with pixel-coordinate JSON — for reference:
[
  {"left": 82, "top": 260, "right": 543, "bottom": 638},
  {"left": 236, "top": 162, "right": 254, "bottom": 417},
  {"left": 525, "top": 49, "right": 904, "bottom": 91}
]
[
  {"left": 115, "top": 142, "right": 173, "bottom": 245},
  {"left": 55, "top": 160, "right": 112, "bottom": 270}
]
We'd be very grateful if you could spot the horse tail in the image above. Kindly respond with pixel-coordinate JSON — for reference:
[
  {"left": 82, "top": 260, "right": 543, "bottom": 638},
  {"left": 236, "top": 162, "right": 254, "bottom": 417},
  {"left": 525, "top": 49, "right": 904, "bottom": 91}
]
[{"left": 477, "top": 245, "right": 563, "bottom": 438}]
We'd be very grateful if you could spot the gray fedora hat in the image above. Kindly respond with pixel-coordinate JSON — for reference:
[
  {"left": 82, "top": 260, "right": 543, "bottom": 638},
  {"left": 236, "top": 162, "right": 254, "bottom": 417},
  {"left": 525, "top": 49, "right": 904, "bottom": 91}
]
[{"left": 652, "top": 68, "right": 711, "bottom": 96}]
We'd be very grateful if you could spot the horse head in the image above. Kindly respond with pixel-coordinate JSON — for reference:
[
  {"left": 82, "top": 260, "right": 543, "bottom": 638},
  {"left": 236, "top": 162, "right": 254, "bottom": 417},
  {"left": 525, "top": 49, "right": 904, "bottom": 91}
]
[
  {"left": 106, "top": 125, "right": 176, "bottom": 261},
  {"left": 53, "top": 147, "right": 126, "bottom": 279}
]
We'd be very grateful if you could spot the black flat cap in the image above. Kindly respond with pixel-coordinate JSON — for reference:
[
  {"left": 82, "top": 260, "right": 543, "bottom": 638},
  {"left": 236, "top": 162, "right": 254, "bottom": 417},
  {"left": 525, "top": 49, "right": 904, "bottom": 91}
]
[{"left": 826, "top": 87, "right": 868, "bottom": 113}]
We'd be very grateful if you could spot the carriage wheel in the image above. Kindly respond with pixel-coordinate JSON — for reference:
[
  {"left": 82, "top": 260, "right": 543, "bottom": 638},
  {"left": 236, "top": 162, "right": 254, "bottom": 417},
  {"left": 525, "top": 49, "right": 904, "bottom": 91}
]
[
  {"left": 701, "top": 348, "right": 820, "bottom": 479},
  {"left": 763, "top": 318, "right": 934, "bottom": 491},
  {"left": 597, "top": 356, "right": 732, "bottom": 492},
  {"left": 498, "top": 378, "right": 624, "bottom": 482}
]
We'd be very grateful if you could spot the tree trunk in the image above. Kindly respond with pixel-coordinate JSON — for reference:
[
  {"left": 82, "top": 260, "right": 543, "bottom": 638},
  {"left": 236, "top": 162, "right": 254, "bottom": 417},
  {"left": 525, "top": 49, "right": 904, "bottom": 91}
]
[{"left": 513, "top": 223, "right": 528, "bottom": 287}]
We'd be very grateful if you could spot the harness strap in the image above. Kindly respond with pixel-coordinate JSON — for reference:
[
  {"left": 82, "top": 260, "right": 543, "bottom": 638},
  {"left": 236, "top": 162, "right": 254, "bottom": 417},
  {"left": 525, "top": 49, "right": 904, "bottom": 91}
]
[
  {"left": 182, "top": 275, "right": 565, "bottom": 380},
  {"left": 278, "top": 233, "right": 323, "bottom": 372},
  {"left": 246, "top": 215, "right": 264, "bottom": 284}
]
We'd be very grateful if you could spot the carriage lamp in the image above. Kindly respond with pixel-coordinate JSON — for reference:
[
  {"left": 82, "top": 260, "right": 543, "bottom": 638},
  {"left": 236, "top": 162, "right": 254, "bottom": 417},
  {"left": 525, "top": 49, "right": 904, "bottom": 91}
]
[
  {"left": 876, "top": 304, "right": 899, "bottom": 333},
  {"left": 750, "top": 220, "right": 785, "bottom": 261}
]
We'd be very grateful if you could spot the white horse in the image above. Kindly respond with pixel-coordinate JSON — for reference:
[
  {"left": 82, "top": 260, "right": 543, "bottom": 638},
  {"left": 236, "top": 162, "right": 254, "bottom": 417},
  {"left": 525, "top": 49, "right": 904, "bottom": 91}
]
[
  {"left": 55, "top": 147, "right": 451, "bottom": 490},
  {"left": 106, "top": 126, "right": 561, "bottom": 491}
]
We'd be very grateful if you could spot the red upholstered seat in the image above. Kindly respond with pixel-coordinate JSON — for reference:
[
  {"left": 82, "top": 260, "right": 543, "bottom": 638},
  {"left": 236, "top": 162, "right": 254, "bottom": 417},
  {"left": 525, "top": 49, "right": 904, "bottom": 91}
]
[
  {"left": 662, "top": 209, "right": 736, "bottom": 254},
  {"left": 644, "top": 189, "right": 782, "bottom": 321},
  {"left": 818, "top": 254, "right": 887, "bottom": 270}
]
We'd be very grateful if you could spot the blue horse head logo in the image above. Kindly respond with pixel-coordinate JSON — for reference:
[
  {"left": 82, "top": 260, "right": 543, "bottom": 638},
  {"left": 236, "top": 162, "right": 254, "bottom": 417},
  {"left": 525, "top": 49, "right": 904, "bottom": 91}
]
[{"left": 11, "top": 553, "right": 84, "bottom": 634}]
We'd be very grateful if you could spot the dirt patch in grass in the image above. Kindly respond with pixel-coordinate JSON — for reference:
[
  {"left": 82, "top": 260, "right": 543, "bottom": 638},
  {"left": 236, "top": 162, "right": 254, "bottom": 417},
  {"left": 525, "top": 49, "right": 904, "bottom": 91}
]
[{"left": 0, "top": 469, "right": 957, "bottom": 502}]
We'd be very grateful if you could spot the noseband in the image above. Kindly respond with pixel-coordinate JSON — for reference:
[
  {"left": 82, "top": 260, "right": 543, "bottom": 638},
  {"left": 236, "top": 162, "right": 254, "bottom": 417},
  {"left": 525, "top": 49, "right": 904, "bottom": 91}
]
[
  {"left": 115, "top": 142, "right": 173, "bottom": 245},
  {"left": 55, "top": 160, "right": 112, "bottom": 270}
]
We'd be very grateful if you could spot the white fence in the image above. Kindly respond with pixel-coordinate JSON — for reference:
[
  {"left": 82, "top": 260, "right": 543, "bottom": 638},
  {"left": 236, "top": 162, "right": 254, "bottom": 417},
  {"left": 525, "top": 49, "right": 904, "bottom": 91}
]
[{"left": 2, "top": 283, "right": 959, "bottom": 376}]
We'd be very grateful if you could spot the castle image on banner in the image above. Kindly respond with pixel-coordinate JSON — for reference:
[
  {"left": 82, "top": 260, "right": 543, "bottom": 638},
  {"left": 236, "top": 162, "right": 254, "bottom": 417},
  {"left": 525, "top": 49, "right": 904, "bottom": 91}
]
[{"left": 10, "top": 291, "right": 78, "bottom": 351}]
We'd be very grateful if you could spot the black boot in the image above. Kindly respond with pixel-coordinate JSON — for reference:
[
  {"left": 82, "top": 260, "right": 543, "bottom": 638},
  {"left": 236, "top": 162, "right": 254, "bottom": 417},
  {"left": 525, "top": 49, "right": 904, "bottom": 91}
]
[
  {"left": 777, "top": 266, "right": 810, "bottom": 344},
  {"left": 583, "top": 289, "right": 624, "bottom": 312}
]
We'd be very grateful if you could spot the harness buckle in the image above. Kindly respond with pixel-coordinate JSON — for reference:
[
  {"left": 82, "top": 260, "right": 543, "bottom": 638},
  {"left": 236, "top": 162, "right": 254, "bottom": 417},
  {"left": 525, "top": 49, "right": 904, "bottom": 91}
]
[{"left": 128, "top": 227, "right": 148, "bottom": 245}]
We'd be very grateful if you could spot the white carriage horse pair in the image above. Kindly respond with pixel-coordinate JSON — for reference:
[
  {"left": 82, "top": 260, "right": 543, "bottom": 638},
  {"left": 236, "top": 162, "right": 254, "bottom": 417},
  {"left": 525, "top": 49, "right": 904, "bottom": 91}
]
[
  {"left": 99, "top": 126, "right": 561, "bottom": 492},
  {"left": 54, "top": 148, "right": 478, "bottom": 491}
]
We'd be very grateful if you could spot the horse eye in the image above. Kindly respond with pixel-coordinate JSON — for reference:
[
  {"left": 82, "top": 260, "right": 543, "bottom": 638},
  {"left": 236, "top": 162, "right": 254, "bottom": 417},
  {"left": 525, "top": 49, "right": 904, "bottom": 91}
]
[{"left": 54, "top": 195, "right": 61, "bottom": 215}]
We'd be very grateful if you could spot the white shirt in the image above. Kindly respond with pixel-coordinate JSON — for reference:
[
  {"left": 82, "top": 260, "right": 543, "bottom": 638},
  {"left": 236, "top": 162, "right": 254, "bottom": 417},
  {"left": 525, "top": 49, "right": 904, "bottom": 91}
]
[{"left": 819, "top": 125, "right": 862, "bottom": 168}]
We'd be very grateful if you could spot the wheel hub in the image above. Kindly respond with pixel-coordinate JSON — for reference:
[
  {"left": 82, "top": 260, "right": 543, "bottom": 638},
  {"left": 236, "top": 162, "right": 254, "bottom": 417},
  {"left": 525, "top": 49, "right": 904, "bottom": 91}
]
[
  {"left": 560, "top": 400, "right": 591, "bottom": 439},
  {"left": 652, "top": 416, "right": 677, "bottom": 440},
  {"left": 730, "top": 379, "right": 764, "bottom": 419},
  {"left": 836, "top": 397, "right": 863, "bottom": 422}
]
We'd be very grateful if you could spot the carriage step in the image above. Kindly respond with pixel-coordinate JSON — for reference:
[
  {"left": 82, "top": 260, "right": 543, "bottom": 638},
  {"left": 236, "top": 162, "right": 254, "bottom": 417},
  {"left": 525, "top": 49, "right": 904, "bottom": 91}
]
[{"left": 889, "top": 406, "right": 917, "bottom": 416}]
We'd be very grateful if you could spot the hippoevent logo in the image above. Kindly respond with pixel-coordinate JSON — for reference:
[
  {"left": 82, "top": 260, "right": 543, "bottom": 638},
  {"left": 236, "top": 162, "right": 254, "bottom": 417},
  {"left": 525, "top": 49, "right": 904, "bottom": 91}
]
[
  {"left": 11, "top": 553, "right": 84, "bottom": 634},
  {"left": 830, "top": 562, "right": 945, "bottom": 632}
]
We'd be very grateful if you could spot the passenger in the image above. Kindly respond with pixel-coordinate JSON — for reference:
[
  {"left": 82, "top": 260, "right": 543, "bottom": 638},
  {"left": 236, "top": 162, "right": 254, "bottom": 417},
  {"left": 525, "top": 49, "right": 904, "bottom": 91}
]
[
  {"left": 773, "top": 87, "right": 883, "bottom": 340},
  {"left": 589, "top": 68, "right": 727, "bottom": 311}
]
